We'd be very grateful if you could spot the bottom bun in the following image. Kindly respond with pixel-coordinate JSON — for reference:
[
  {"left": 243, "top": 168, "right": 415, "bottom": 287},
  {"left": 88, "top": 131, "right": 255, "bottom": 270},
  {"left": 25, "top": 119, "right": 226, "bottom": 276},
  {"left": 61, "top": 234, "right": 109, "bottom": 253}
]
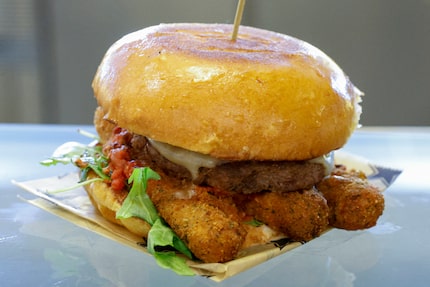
[{"left": 84, "top": 175, "right": 151, "bottom": 238}]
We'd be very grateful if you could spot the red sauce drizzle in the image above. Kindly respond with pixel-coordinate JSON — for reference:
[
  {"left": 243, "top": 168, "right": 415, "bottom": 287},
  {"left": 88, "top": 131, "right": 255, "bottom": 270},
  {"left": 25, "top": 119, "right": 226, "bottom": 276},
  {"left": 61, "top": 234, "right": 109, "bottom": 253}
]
[{"left": 103, "top": 127, "right": 142, "bottom": 191}]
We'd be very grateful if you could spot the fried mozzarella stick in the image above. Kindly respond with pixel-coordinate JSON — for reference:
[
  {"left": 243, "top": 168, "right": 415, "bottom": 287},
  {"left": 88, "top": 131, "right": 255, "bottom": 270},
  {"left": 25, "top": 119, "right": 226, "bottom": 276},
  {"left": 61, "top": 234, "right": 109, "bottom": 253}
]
[
  {"left": 244, "top": 188, "right": 330, "bottom": 242},
  {"left": 147, "top": 180, "right": 247, "bottom": 263},
  {"left": 317, "top": 166, "right": 385, "bottom": 230}
]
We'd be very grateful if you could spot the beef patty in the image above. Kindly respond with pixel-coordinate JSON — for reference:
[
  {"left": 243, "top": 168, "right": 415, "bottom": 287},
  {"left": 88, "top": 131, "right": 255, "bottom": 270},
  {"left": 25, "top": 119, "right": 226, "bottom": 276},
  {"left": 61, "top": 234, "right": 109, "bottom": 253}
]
[{"left": 128, "top": 134, "right": 326, "bottom": 194}]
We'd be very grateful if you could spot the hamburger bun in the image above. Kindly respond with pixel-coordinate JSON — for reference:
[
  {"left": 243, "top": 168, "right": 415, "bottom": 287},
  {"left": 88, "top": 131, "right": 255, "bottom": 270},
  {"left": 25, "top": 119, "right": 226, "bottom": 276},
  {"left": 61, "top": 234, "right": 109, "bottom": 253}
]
[
  {"left": 92, "top": 23, "right": 362, "bottom": 161},
  {"left": 85, "top": 173, "right": 151, "bottom": 238}
]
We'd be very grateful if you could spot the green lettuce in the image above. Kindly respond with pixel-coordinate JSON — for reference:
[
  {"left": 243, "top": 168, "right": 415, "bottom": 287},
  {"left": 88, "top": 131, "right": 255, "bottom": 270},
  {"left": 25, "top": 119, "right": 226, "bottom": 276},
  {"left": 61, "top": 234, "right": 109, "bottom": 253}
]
[
  {"left": 40, "top": 140, "right": 109, "bottom": 182},
  {"left": 116, "top": 168, "right": 160, "bottom": 225},
  {"left": 116, "top": 167, "right": 195, "bottom": 276},
  {"left": 148, "top": 219, "right": 194, "bottom": 276}
]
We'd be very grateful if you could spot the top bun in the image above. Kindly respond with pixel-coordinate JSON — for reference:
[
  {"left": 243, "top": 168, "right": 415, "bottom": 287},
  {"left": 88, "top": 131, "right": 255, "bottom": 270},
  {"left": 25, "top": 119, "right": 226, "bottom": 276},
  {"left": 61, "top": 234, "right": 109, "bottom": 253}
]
[{"left": 92, "top": 23, "right": 362, "bottom": 161}]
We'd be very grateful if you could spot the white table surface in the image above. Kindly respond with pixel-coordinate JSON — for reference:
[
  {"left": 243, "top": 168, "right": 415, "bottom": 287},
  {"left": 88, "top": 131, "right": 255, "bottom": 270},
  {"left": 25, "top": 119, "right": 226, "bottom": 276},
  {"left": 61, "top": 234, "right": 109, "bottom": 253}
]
[{"left": 1, "top": 124, "right": 429, "bottom": 287}]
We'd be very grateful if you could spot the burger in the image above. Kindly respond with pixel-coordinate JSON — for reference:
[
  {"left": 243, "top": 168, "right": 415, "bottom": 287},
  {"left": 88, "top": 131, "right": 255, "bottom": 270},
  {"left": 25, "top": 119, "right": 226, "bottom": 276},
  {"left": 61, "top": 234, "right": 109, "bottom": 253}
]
[{"left": 69, "top": 23, "right": 383, "bottom": 272}]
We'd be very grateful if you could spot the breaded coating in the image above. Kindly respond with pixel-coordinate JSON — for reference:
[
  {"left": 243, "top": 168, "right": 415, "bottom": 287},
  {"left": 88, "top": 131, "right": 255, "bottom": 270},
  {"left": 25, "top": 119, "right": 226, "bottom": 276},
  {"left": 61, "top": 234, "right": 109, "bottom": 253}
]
[
  {"left": 317, "top": 167, "right": 384, "bottom": 230},
  {"left": 243, "top": 189, "right": 329, "bottom": 242},
  {"left": 147, "top": 180, "right": 247, "bottom": 263}
]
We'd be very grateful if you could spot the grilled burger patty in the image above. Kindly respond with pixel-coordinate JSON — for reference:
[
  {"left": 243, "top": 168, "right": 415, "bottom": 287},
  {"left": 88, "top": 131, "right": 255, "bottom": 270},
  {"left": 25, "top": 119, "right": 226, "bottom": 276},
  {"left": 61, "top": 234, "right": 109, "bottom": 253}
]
[{"left": 112, "top": 130, "right": 327, "bottom": 194}]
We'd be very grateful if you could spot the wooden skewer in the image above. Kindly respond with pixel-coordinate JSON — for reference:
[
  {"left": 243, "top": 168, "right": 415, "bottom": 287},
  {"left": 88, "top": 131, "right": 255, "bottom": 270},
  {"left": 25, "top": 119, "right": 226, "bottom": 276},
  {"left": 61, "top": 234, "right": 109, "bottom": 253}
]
[{"left": 231, "top": 0, "right": 246, "bottom": 41}]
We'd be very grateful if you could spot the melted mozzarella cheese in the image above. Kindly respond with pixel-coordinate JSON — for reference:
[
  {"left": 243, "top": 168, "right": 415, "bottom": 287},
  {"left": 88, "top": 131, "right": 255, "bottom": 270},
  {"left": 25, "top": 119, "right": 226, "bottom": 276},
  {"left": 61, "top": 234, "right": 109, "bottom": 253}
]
[
  {"left": 309, "top": 152, "right": 334, "bottom": 176},
  {"left": 148, "top": 138, "right": 334, "bottom": 179},
  {"left": 147, "top": 139, "right": 224, "bottom": 179}
]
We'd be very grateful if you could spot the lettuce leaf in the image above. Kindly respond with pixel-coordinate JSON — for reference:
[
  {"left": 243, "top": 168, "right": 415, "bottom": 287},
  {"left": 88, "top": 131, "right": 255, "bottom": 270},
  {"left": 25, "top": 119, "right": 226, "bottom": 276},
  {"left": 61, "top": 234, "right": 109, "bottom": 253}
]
[
  {"left": 116, "top": 167, "right": 160, "bottom": 225},
  {"left": 148, "top": 219, "right": 194, "bottom": 276},
  {"left": 40, "top": 140, "right": 109, "bottom": 182},
  {"left": 152, "top": 252, "right": 194, "bottom": 276},
  {"left": 116, "top": 167, "right": 195, "bottom": 276},
  {"left": 147, "top": 219, "right": 193, "bottom": 259},
  {"left": 40, "top": 141, "right": 89, "bottom": 166}
]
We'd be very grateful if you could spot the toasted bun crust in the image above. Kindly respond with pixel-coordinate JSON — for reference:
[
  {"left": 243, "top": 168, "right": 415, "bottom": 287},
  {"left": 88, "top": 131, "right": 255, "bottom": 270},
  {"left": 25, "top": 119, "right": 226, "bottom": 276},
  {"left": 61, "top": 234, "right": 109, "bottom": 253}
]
[
  {"left": 84, "top": 174, "right": 151, "bottom": 238},
  {"left": 92, "top": 23, "right": 362, "bottom": 160}
]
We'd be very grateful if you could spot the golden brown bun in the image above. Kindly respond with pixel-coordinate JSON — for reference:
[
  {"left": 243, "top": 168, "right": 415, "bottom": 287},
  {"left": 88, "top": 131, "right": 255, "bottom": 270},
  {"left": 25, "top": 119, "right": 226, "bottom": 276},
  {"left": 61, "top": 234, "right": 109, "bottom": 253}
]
[
  {"left": 93, "top": 106, "right": 116, "bottom": 144},
  {"left": 84, "top": 174, "right": 151, "bottom": 238},
  {"left": 92, "top": 23, "right": 362, "bottom": 161}
]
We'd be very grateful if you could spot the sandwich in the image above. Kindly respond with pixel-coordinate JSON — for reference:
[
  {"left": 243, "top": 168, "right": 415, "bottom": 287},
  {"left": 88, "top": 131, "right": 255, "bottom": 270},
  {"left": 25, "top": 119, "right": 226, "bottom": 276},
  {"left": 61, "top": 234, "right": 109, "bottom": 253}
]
[{"left": 45, "top": 23, "right": 384, "bottom": 275}]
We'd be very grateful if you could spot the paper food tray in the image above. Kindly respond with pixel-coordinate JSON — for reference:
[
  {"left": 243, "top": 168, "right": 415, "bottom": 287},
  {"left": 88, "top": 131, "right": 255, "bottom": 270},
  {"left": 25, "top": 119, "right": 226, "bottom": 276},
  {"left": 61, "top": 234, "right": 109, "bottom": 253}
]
[{"left": 13, "top": 150, "right": 401, "bottom": 281}]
